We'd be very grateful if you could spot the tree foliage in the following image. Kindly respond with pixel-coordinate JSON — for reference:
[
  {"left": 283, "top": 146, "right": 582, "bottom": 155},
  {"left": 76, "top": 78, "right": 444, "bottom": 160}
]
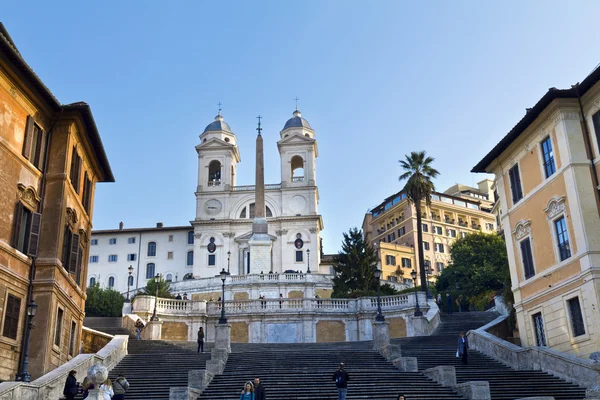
[
  {"left": 332, "top": 227, "right": 399, "bottom": 298},
  {"left": 139, "top": 276, "right": 174, "bottom": 298},
  {"left": 85, "top": 284, "right": 125, "bottom": 317},
  {"left": 435, "top": 232, "right": 510, "bottom": 311}
]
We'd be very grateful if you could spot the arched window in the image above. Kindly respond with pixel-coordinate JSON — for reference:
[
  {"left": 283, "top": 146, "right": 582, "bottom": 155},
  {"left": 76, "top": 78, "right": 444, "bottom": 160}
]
[
  {"left": 89, "top": 277, "right": 96, "bottom": 286},
  {"left": 266, "top": 206, "right": 273, "bottom": 218},
  {"left": 147, "top": 242, "right": 156, "bottom": 257},
  {"left": 108, "top": 276, "right": 115, "bottom": 288},
  {"left": 239, "top": 207, "right": 247, "bottom": 218},
  {"left": 165, "top": 274, "right": 173, "bottom": 282},
  {"left": 187, "top": 251, "right": 194, "bottom": 266},
  {"left": 208, "top": 160, "right": 221, "bottom": 184},
  {"left": 128, "top": 275, "right": 134, "bottom": 286},
  {"left": 291, "top": 155, "right": 304, "bottom": 181},
  {"left": 241, "top": 203, "right": 273, "bottom": 219},
  {"left": 146, "top": 263, "right": 155, "bottom": 279},
  {"left": 187, "top": 231, "right": 194, "bottom": 245}
]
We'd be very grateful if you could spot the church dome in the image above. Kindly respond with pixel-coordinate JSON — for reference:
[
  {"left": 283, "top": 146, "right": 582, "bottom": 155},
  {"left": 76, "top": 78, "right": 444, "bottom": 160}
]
[
  {"left": 283, "top": 109, "right": 312, "bottom": 130},
  {"left": 203, "top": 114, "right": 232, "bottom": 133}
]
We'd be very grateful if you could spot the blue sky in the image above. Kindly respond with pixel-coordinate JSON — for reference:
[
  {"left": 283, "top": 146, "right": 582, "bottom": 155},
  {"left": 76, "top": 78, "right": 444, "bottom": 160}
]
[{"left": 3, "top": 1, "right": 600, "bottom": 253}]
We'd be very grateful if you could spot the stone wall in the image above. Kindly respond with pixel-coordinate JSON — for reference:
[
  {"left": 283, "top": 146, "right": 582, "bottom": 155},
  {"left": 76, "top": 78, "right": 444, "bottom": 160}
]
[
  {"left": 388, "top": 317, "right": 407, "bottom": 338},
  {"left": 288, "top": 290, "right": 303, "bottom": 298},
  {"left": 233, "top": 292, "right": 249, "bottom": 300},
  {"left": 231, "top": 322, "right": 249, "bottom": 343},
  {"left": 316, "top": 320, "right": 345, "bottom": 342},
  {"left": 162, "top": 322, "right": 189, "bottom": 341},
  {"left": 81, "top": 327, "right": 113, "bottom": 353},
  {"left": 191, "top": 292, "right": 221, "bottom": 301}
]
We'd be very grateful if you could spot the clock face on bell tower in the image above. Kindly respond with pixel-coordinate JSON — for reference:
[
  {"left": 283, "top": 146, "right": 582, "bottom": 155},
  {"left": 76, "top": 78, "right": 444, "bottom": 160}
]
[{"left": 204, "top": 199, "right": 222, "bottom": 216}]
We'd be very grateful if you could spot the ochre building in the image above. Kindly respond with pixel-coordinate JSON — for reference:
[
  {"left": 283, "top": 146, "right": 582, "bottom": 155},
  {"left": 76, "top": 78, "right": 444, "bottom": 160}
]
[
  {"left": 473, "top": 66, "right": 600, "bottom": 358},
  {"left": 0, "top": 23, "right": 113, "bottom": 380}
]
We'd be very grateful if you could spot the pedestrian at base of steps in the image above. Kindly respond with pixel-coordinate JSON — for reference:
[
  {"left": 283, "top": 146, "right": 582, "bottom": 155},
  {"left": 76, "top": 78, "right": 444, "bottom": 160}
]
[
  {"left": 82, "top": 377, "right": 94, "bottom": 399},
  {"left": 458, "top": 331, "right": 469, "bottom": 364},
  {"left": 253, "top": 377, "right": 266, "bottom": 400},
  {"left": 240, "top": 381, "right": 255, "bottom": 400},
  {"left": 99, "top": 378, "right": 114, "bottom": 400},
  {"left": 63, "top": 370, "right": 78, "bottom": 400},
  {"left": 197, "top": 327, "right": 205, "bottom": 353},
  {"left": 397, "top": 395, "right": 406, "bottom": 400},
  {"left": 333, "top": 362, "right": 350, "bottom": 400},
  {"left": 113, "top": 373, "right": 130, "bottom": 400}
]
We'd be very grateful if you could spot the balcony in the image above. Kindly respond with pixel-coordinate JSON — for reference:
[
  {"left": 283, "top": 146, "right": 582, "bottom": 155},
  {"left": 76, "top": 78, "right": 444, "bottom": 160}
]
[
  {"left": 207, "top": 181, "right": 221, "bottom": 187},
  {"left": 292, "top": 176, "right": 305, "bottom": 182},
  {"left": 444, "top": 218, "right": 455, "bottom": 225},
  {"left": 458, "top": 220, "right": 468, "bottom": 227},
  {"left": 231, "top": 183, "right": 282, "bottom": 191}
]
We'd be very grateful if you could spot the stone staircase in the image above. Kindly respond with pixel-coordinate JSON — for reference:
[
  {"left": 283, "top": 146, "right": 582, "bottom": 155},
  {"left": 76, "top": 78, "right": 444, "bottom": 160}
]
[{"left": 393, "top": 311, "right": 587, "bottom": 400}]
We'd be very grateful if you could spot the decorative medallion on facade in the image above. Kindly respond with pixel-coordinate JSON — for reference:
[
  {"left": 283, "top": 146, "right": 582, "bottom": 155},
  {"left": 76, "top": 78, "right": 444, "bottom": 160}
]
[
  {"left": 66, "top": 207, "right": 78, "bottom": 227},
  {"left": 544, "top": 196, "right": 567, "bottom": 220},
  {"left": 512, "top": 220, "right": 532, "bottom": 241},
  {"left": 207, "top": 237, "right": 216, "bottom": 253},
  {"left": 17, "top": 183, "right": 40, "bottom": 210}
]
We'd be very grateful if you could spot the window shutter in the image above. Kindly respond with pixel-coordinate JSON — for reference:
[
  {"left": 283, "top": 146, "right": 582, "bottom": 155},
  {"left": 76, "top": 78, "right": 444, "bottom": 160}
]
[
  {"left": 76, "top": 246, "right": 83, "bottom": 285},
  {"left": 37, "top": 130, "right": 48, "bottom": 170},
  {"left": 11, "top": 202, "right": 24, "bottom": 249},
  {"left": 22, "top": 116, "right": 35, "bottom": 160},
  {"left": 74, "top": 156, "right": 82, "bottom": 193},
  {"left": 26, "top": 212, "right": 42, "bottom": 257},
  {"left": 68, "top": 234, "right": 80, "bottom": 274}
]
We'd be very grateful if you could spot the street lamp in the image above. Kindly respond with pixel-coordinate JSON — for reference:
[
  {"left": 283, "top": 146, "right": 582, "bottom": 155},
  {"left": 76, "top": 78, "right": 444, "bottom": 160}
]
[
  {"left": 16, "top": 300, "right": 38, "bottom": 382},
  {"left": 227, "top": 251, "right": 231, "bottom": 275},
  {"left": 411, "top": 269, "right": 423, "bottom": 317},
  {"left": 425, "top": 265, "right": 432, "bottom": 299},
  {"left": 126, "top": 265, "right": 134, "bottom": 302},
  {"left": 219, "top": 268, "right": 228, "bottom": 324},
  {"left": 373, "top": 267, "right": 384, "bottom": 322},
  {"left": 306, "top": 248, "right": 311, "bottom": 273},
  {"left": 150, "top": 273, "right": 160, "bottom": 321}
]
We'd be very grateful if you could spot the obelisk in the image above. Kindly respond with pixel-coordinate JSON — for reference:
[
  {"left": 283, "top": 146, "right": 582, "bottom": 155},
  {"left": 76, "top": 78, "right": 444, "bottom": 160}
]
[{"left": 249, "top": 116, "right": 272, "bottom": 273}]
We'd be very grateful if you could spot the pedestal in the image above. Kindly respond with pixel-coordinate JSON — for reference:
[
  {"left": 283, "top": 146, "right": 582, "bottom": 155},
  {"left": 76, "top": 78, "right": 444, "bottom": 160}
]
[
  {"left": 142, "top": 320, "right": 163, "bottom": 340},
  {"left": 215, "top": 323, "right": 231, "bottom": 353},
  {"left": 86, "top": 365, "right": 108, "bottom": 400},
  {"left": 372, "top": 320, "right": 390, "bottom": 351},
  {"left": 122, "top": 301, "right": 132, "bottom": 316},
  {"left": 249, "top": 231, "right": 272, "bottom": 275}
]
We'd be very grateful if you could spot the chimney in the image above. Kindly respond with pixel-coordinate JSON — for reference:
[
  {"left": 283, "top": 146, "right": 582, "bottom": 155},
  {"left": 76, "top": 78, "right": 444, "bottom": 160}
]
[
  {"left": 156, "top": 222, "right": 163, "bottom": 228},
  {"left": 119, "top": 221, "right": 124, "bottom": 230}
]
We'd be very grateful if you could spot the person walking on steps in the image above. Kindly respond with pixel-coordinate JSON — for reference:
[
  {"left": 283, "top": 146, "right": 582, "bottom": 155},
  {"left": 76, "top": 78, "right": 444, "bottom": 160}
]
[
  {"left": 197, "top": 326, "right": 205, "bottom": 353},
  {"left": 253, "top": 377, "right": 266, "bottom": 400},
  {"left": 63, "top": 370, "right": 78, "bottom": 400},
  {"left": 458, "top": 331, "right": 469, "bottom": 364},
  {"left": 333, "top": 362, "right": 349, "bottom": 400},
  {"left": 240, "top": 381, "right": 255, "bottom": 400},
  {"left": 113, "top": 373, "right": 130, "bottom": 400}
]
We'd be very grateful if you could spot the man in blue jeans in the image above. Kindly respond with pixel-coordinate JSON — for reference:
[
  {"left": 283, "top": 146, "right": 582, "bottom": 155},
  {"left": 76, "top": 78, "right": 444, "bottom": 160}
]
[{"left": 333, "top": 362, "right": 349, "bottom": 400}]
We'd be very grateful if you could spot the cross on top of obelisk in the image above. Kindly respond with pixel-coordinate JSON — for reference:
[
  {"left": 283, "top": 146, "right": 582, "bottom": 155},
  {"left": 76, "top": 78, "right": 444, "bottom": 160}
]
[
  {"left": 217, "top": 101, "right": 222, "bottom": 115},
  {"left": 256, "top": 115, "right": 262, "bottom": 136},
  {"left": 294, "top": 97, "right": 300, "bottom": 110}
]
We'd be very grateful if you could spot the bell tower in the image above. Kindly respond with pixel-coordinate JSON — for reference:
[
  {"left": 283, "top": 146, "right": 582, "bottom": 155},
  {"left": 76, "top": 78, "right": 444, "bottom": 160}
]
[{"left": 277, "top": 109, "right": 318, "bottom": 187}]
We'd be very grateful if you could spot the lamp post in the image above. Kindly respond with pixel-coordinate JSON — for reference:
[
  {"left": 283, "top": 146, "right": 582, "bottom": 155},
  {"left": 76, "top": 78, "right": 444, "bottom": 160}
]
[
  {"left": 373, "top": 267, "right": 384, "bottom": 322},
  {"left": 150, "top": 273, "right": 160, "bottom": 321},
  {"left": 227, "top": 251, "right": 231, "bottom": 275},
  {"left": 411, "top": 269, "right": 423, "bottom": 317},
  {"left": 16, "top": 300, "right": 38, "bottom": 382},
  {"left": 219, "top": 268, "right": 228, "bottom": 324},
  {"left": 126, "top": 265, "right": 134, "bottom": 302},
  {"left": 425, "top": 265, "right": 432, "bottom": 299},
  {"left": 306, "top": 248, "right": 311, "bottom": 273}
]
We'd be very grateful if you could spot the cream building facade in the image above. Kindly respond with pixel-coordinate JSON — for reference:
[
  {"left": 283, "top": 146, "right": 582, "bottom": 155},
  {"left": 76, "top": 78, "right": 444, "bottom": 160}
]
[{"left": 473, "top": 66, "right": 600, "bottom": 358}]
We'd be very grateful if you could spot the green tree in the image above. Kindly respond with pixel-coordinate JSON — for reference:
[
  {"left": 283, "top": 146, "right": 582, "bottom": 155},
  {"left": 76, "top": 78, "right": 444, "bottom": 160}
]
[
  {"left": 399, "top": 151, "right": 440, "bottom": 288},
  {"left": 139, "top": 275, "right": 174, "bottom": 298},
  {"left": 435, "top": 232, "right": 510, "bottom": 310},
  {"left": 85, "top": 284, "right": 125, "bottom": 317}
]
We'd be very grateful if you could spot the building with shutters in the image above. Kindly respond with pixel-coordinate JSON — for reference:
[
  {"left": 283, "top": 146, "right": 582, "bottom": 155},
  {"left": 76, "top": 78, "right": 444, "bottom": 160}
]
[
  {"left": 472, "top": 65, "right": 600, "bottom": 358},
  {"left": 0, "top": 23, "right": 113, "bottom": 380}
]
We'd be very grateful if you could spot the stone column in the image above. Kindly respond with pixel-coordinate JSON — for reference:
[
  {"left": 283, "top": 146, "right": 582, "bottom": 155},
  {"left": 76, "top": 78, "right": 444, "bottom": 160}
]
[
  {"left": 215, "top": 323, "right": 231, "bottom": 353},
  {"left": 142, "top": 320, "right": 163, "bottom": 340},
  {"left": 372, "top": 320, "right": 390, "bottom": 351}
]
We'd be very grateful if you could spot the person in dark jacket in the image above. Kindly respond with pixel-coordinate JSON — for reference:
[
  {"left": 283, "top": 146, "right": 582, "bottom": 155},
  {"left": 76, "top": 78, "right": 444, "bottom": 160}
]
[
  {"left": 458, "top": 332, "right": 469, "bottom": 364},
  {"left": 113, "top": 373, "right": 130, "bottom": 400},
  {"left": 63, "top": 370, "right": 78, "bottom": 400},
  {"left": 333, "top": 362, "right": 349, "bottom": 400},
  {"left": 197, "top": 327, "right": 205, "bottom": 353},
  {"left": 253, "top": 377, "right": 266, "bottom": 400}
]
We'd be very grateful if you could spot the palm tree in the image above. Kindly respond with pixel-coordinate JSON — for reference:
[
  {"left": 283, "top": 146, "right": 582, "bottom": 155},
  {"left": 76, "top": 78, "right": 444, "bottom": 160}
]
[{"left": 399, "top": 151, "right": 439, "bottom": 289}]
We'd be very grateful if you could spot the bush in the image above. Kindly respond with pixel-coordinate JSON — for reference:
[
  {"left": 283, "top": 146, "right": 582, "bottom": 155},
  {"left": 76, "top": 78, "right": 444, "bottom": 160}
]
[{"left": 85, "top": 284, "right": 125, "bottom": 317}]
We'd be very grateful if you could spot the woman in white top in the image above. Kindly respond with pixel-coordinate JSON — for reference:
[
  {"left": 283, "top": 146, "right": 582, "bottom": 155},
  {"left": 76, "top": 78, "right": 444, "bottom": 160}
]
[{"left": 100, "top": 378, "right": 114, "bottom": 400}]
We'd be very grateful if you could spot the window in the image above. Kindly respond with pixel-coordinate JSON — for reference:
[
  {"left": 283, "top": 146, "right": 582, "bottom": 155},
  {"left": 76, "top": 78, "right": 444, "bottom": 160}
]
[
  {"left": 91, "top": 239, "right": 98, "bottom": 246},
  {"left": 2, "top": 294, "right": 21, "bottom": 340},
  {"left": 61, "top": 226, "right": 80, "bottom": 275},
  {"left": 239, "top": 207, "right": 247, "bottom": 218},
  {"left": 296, "top": 250, "right": 304, "bottom": 262},
  {"left": 89, "top": 255, "right": 99, "bottom": 263},
  {"left": 82, "top": 172, "right": 92, "bottom": 213},
  {"left": 109, "top": 238, "right": 117, "bottom": 245},
  {"left": 188, "top": 231, "right": 194, "bottom": 245},
  {"left": 108, "top": 254, "right": 118, "bottom": 262},
  {"left": 89, "top": 277, "right": 96, "bottom": 286},
  {"left": 128, "top": 237, "right": 136, "bottom": 244},
  {"left": 386, "top": 255, "right": 396, "bottom": 265},
  {"left": 593, "top": 111, "right": 600, "bottom": 156},
  {"left": 69, "top": 147, "right": 82, "bottom": 193},
  {"left": 554, "top": 217, "right": 571, "bottom": 261},
  {"left": 398, "top": 226, "right": 406, "bottom": 236},
  {"left": 11, "top": 203, "right": 42, "bottom": 256},
  {"left": 167, "top": 251, "right": 174, "bottom": 260},
  {"left": 165, "top": 274, "right": 173, "bottom": 282},
  {"left": 423, "top": 242, "right": 430, "bottom": 251},
  {"left": 146, "top": 263, "right": 155, "bottom": 279},
  {"left": 567, "top": 297, "right": 586, "bottom": 337},
  {"left": 22, "top": 117, "right": 47, "bottom": 170},
  {"left": 460, "top": 232, "right": 468, "bottom": 239},
  {"left": 485, "top": 223, "right": 494, "bottom": 231},
  {"left": 421, "top": 224, "right": 429, "bottom": 233},
  {"left": 436, "top": 262, "right": 444, "bottom": 272},
  {"left": 532, "top": 312, "right": 547, "bottom": 346},
  {"left": 69, "top": 321, "right": 77, "bottom": 356},
  {"left": 541, "top": 137, "right": 556, "bottom": 178},
  {"left": 76, "top": 246, "right": 83, "bottom": 285},
  {"left": 147, "top": 242, "right": 157, "bottom": 257},
  {"left": 108, "top": 276, "right": 115, "bottom": 288},
  {"left": 434, "top": 226, "right": 442, "bottom": 235},
  {"left": 168, "top": 235, "right": 173, "bottom": 242},
  {"left": 128, "top": 275, "right": 134, "bottom": 286},
  {"left": 520, "top": 238, "right": 535, "bottom": 279},
  {"left": 509, "top": 164, "right": 523, "bottom": 204},
  {"left": 208, "top": 254, "right": 216, "bottom": 266},
  {"left": 424, "top": 260, "right": 431, "bottom": 269},
  {"left": 435, "top": 243, "right": 444, "bottom": 253},
  {"left": 187, "top": 251, "right": 194, "bottom": 266},
  {"left": 447, "top": 229, "right": 456, "bottom": 238},
  {"left": 127, "top": 253, "right": 137, "bottom": 261},
  {"left": 401, "top": 258, "right": 411, "bottom": 268},
  {"left": 54, "top": 307, "right": 64, "bottom": 347}
]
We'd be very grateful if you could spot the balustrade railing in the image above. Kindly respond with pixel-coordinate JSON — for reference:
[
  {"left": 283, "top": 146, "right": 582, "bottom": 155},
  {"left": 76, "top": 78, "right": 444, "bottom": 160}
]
[{"left": 231, "top": 184, "right": 281, "bottom": 192}]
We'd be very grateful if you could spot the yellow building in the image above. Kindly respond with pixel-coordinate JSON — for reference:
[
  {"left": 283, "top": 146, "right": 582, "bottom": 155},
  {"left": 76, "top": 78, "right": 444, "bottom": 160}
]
[
  {"left": 364, "top": 187, "right": 497, "bottom": 286},
  {"left": 473, "top": 66, "right": 600, "bottom": 358}
]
